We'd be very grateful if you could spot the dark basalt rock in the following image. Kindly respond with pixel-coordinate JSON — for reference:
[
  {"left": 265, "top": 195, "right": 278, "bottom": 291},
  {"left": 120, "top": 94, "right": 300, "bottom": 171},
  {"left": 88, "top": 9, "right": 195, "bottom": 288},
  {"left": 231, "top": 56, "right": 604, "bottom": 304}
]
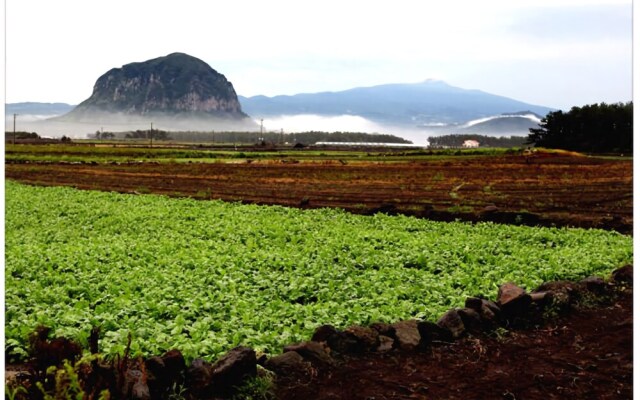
[
  {"left": 457, "top": 308, "right": 483, "bottom": 333},
  {"left": 161, "top": 349, "right": 186, "bottom": 378},
  {"left": 210, "top": 346, "right": 257, "bottom": 396},
  {"left": 61, "top": 52, "right": 254, "bottom": 129},
  {"left": 580, "top": 276, "right": 608, "bottom": 295},
  {"left": 497, "top": 283, "right": 532, "bottom": 319},
  {"left": 417, "top": 321, "right": 454, "bottom": 345},
  {"left": 311, "top": 324, "right": 338, "bottom": 343},
  {"left": 29, "top": 326, "right": 83, "bottom": 373},
  {"left": 497, "top": 283, "right": 527, "bottom": 305},
  {"left": 144, "top": 356, "right": 168, "bottom": 398},
  {"left": 344, "top": 326, "right": 380, "bottom": 353},
  {"left": 391, "top": 320, "right": 421, "bottom": 350},
  {"left": 370, "top": 322, "right": 396, "bottom": 337},
  {"left": 325, "top": 331, "right": 360, "bottom": 355},
  {"left": 611, "top": 265, "right": 632, "bottom": 283},
  {"left": 186, "top": 358, "right": 213, "bottom": 396},
  {"left": 283, "top": 341, "right": 334, "bottom": 367},
  {"left": 533, "top": 281, "right": 579, "bottom": 311},
  {"left": 265, "top": 351, "right": 310, "bottom": 375},
  {"left": 465, "top": 297, "right": 502, "bottom": 326},
  {"left": 437, "top": 310, "right": 466, "bottom": 339},
  {"left": 376, "top": 335, "right": 395, "bottom": 352}
]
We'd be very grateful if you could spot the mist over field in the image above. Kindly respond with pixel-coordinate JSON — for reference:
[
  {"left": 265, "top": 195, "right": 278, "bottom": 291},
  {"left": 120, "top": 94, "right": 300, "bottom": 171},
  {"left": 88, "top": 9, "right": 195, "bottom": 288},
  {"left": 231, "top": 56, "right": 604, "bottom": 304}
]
[
  {"left": 259, "top": 114, "right": 438, "bottom": 144},
  {"left": 5, "top": 113, "right": 257, "bottom": 139},
  {"left": 5, "top": 112, "right": 440, "bottom": 144},
  {"left": 6, "top": 112, "right": 542, "bottom": 145},
  {"left": 4, "top": 75, "right": 549, "bottom": 144}
]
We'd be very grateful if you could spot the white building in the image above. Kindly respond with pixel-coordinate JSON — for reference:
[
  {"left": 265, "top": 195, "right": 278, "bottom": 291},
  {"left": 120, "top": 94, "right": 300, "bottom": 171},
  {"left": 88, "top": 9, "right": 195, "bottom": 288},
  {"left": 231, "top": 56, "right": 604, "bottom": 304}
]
[{"left": 462, "top": 139, "right": 480, "bottom": 148}]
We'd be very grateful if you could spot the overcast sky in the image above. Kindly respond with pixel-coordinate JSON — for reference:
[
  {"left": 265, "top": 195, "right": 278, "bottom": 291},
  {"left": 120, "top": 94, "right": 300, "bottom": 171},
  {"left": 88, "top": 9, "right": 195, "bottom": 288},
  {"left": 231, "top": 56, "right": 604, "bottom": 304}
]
[{"left": 4, "top": 0, "right": 633, "bottom": 110}]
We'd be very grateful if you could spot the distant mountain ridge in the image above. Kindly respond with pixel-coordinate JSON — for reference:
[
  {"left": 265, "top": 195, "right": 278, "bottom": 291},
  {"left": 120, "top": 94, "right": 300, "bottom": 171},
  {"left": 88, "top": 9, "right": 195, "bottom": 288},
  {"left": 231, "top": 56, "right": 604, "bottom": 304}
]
[
  {"left": 6, "top": 102, "right": 75, "bottom": 116},
  {"left": 239, "top": 80, "right": 554, "bottom": 128},
  {"left": 7, "top": 79, "right": 553, "bottom": 138}
]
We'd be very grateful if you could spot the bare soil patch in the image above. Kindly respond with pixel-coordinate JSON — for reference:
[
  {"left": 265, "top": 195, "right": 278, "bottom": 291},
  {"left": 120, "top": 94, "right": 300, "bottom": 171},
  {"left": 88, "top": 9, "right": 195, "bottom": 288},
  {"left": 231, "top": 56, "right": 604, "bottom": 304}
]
[
  {"left": 274, "top": 284, "right": 632, "bottom": 400},
  {"left": 5, "top": 153, "right": 632, "bottom": 233}
]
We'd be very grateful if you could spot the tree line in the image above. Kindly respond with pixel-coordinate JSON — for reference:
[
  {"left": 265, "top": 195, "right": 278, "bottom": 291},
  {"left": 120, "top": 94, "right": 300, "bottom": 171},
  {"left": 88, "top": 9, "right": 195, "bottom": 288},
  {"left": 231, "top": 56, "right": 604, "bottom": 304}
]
[
  {"left": 89, "top": 130, "right": 411, "bottom": 144},
  {"left": 5, "top": 131, "right": 41, "bottom": 140},
  {"left": 4, "top": 131, "right": 72, "bottom": 143},
  {"left": 527, "top": 102, "right": 632, "bottom": 153}
]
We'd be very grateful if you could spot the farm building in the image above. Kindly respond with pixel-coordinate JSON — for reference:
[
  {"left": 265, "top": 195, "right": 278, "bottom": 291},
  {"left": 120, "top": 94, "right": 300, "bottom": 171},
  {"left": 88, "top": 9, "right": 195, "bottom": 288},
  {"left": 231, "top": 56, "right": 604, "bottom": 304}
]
[{"left": 462, "top": 139, "right": 480, "bottom": 148}]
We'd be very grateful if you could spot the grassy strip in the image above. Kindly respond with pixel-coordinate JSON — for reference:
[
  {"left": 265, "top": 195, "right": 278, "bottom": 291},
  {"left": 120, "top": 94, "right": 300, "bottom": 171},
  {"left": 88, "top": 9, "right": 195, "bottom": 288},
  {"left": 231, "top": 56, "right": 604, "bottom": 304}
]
[{"left": 5, "top": 143, "right": 522, "bottom": 163}]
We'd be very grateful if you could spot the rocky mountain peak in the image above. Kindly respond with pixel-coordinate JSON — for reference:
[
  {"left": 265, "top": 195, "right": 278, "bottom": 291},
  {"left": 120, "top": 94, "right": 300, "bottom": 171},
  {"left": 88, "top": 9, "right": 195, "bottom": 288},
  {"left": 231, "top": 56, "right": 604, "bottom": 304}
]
[{"left": 65, "top": 53, "right": 249, "bottom": 120}]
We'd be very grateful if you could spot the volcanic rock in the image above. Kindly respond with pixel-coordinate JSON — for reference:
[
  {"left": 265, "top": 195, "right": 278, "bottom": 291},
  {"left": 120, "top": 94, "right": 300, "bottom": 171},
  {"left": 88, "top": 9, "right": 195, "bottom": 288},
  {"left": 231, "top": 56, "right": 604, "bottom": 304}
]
[
  {"left": 417, "top": 321, "right": 454, "bottom": 345},
  {"left": 497, "top": 283, "right": 526, "bottom": 305},
  {"left": 344, "top": 326, "right": 380, "bottom": 352},
  {"left": 265, "top": 351, "right": 310, "bottom": 375},
  {"left": 186, "top": 358, "right": 213, "bottom": 396},
  {"left": 611, "top": 265, "right": 632, "bottom": 283},
  {"left": 376, "top": 335, "right": 395, "bottom": 352},
  {"left": 61, "top": 52, "right": 255, "bottom": 130},
  {"left": 370, "top": 322, "right": 396, "bottom": 337},
  {"left": 283, "top": 341, "right": 334, "bottom": 366},
  {"left": 123, "top": 369, "right": 150, "bottom": 400},
  {"left": 465, "top": 297, "right": 502, "bottom": 325},
  {"left": 391, "top": 320, "right": 421, "bottom": 350},
  {"left": 457, "top": 308, "right": 483, "bottom": 333},
  {"left": 497, "top": 282, "right": 532, "bottom": 318},
  {"left": 210, "top": 346, "right": 257, "bottom": 396},
  {"left": 580, "top": 276, "right": 607, "bottom": 294},
  {"left": 437, "top": 310, "right": 466, "bottom": 339},
  {"left": 311, "top": 325, "right": 338, "bottom": 343},
  {"left": 533, "top": 281, "right": 578, "bottom": 311},
  {"left": 161, "top": 349, "right": 186, "bottom": 377}
]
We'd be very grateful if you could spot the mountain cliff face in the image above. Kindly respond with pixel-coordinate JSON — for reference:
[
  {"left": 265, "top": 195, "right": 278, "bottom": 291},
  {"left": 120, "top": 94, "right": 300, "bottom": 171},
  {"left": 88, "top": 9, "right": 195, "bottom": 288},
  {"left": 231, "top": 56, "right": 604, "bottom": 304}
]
[{"left": 62, "top": 53, "right": 252, "bottom": 127}]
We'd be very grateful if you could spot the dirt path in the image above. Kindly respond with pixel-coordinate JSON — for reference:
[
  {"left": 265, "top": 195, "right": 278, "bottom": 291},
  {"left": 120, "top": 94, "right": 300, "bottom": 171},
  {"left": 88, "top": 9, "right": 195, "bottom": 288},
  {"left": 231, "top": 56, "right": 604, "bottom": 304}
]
[{"left": 274, "top": 285, "right": 632, "bottom": 399}]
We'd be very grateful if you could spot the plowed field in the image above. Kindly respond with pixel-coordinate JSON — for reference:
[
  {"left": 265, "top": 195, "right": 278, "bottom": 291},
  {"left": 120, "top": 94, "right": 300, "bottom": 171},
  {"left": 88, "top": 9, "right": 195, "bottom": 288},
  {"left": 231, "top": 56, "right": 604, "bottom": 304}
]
[{"left": 5, "top": 152, "right": 632, "bottom": 232}]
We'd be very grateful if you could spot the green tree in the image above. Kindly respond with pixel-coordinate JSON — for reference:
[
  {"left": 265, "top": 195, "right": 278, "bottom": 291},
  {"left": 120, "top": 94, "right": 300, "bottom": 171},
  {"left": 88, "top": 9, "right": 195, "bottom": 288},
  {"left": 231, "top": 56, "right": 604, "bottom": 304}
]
[{"left": 527, "top": 102, "right": 632, "bottom": 153}]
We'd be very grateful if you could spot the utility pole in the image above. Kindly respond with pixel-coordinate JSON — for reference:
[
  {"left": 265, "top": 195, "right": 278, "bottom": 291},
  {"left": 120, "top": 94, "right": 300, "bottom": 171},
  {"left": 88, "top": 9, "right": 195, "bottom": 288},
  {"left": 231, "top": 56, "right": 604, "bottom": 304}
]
[
  {"left": 149, "top": 122, "right": 153, "bottom": 148},
  {"left": 13, "top": 113, "right": 18, "bottom": 144}
]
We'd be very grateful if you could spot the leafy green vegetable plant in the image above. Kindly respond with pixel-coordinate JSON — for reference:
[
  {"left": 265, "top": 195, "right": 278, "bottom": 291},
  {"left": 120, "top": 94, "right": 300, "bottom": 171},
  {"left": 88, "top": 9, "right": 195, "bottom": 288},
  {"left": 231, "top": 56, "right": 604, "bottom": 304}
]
[{"left": 5, "top": 181, "right": 632, "bottom": 362}]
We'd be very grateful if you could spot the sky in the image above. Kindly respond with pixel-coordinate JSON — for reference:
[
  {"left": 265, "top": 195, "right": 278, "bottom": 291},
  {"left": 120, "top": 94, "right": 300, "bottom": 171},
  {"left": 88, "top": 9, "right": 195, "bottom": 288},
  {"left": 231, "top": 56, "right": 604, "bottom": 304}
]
[{"left": 4, "top": 0, "right": 633, "bottom": 111}]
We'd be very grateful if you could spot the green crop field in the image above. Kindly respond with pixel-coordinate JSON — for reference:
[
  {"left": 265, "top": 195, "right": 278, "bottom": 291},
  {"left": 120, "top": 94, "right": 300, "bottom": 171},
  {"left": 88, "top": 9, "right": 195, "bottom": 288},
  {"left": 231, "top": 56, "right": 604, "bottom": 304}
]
[
  {"left": 5, "top": 181, "right": 632, "bottom": 362},
  {"left": 4, "top": 143, "right": 518, "bottom": 164}
]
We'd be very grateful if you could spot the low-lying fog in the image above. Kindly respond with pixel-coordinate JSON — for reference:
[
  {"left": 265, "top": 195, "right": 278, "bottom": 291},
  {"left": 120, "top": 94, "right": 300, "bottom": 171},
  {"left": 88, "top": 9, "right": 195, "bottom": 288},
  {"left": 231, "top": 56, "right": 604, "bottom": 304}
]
[{"left": 4, "top": 113, "right": 529, "bottom": 144}]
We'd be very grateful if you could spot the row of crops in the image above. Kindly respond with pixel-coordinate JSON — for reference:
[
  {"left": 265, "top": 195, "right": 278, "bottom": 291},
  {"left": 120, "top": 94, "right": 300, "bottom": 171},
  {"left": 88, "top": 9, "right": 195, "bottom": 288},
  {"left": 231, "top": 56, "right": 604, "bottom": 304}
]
[
  {"left": 4, "top": 143, "right": 516, "bottom": 163},
  {"left": 5, "top": 181, "right": 633, "bottom": 362}
]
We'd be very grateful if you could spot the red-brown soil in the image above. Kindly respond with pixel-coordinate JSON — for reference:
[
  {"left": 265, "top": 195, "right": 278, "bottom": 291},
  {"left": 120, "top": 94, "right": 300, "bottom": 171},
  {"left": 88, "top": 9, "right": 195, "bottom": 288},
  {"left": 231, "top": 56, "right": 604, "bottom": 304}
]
[
  {"left": 5, "top": 153, "right": 632, "bottom": 233},
  {"left": 5, "top": 279, "right": 632, "bottom": 400},
  {"left": 274, "top": 286, "right": 633, "bottom": 400},
  {"left": 4, "top": 151, "right": 633, "bottom": 399}
]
